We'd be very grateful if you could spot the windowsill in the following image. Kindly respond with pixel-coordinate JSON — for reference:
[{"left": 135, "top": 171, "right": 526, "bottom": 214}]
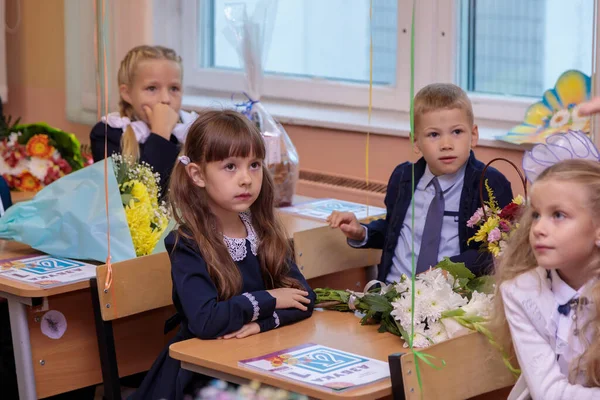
[{"left": 182, "top": 90, "right": 529, "bottom": 152}]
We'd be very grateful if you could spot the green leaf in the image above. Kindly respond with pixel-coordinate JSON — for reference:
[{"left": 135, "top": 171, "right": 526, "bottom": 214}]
[
  {"left": 116, "top": 159, "right": 130, "bottom": 185},
  {"left": 361, "top": 293, "right": 393, "bottom": 313},
  {"left": 436, "top": 257, "right": 475, "bottom": 280},
  {"left": 383, "top": 288, "right": 399, "bottom": 301},
  {"left": 120, "top": 193, "right": 138, "bottom": 205},
  {"left": 467, "top": 276, "right": 495, "bottom": 294},
  {"left": 314, "top": 288, "right": 348, "bottom": 303},
  {"left": 441, "top": 309, "right": 466, "bottom": 318},
  {"left": 456, "top": 278, "right": 470, "bottom": 288}
]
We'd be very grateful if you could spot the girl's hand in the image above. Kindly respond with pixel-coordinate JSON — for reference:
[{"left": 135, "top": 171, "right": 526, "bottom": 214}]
[
  {"left": 222, "top": 322, "right": 260, "bottom": 339},
  {"left": 267, "top": 288, "right": 311, "bottom": 311},
  {"left": 327, "top": 211, "right": 365, "bottom": 241},
  {"left": 144, "top": 103, "right": 179, "bottom": 140}
]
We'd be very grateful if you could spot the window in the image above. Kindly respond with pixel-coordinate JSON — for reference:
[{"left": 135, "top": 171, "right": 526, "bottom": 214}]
[
  {"left": 459, "top": 0, "right": 595, "bottom": 98},
  {"left": 203, "top": 0, "right": 398, "bottom": 86},
  {"left": 181, "top": 0, "right": 409, "bottom": 112},
  {"left": 162, "top": 0, "right": 599, "bottom": 140}
]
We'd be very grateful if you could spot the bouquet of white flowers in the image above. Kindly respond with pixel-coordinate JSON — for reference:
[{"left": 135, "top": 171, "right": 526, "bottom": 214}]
[{"left": 315, "top": 259, "right": 495, "bottom": 348}]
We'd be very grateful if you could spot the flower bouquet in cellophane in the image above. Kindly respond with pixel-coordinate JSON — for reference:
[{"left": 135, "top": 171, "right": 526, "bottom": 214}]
[
  {"left": 223, "top": 0, "right": 299, "bottom": 207},
  {"left": 0, "top": 155, "right": 171, "bottom": 262}
]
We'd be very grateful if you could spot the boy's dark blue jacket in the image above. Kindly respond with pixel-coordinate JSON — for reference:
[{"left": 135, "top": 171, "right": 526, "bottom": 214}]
[{"left": 363, "top": 151, "right": 513, "bottom": 280}]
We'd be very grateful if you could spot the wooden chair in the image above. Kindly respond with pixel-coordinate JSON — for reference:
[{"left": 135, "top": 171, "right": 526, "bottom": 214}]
[
  {"left": 388, "top": 332, "right": 516, "bottom": 400},
  {"left": 90, "top": 252, "right": 173, "bottom": 400}
]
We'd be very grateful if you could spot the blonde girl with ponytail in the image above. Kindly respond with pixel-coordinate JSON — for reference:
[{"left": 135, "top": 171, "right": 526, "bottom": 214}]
[{"left": 90, "top": 45, "right": 198, "bottom": 195}]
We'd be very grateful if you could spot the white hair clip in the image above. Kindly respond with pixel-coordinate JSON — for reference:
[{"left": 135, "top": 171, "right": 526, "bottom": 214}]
[{"left": 178, "top": 155, "right": 191, "bottom": 165}]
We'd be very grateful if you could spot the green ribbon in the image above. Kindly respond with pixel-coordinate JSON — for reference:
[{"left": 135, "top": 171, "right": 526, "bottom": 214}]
[{"left": 406, "top": 0, "right": 446, "bottom": 395}]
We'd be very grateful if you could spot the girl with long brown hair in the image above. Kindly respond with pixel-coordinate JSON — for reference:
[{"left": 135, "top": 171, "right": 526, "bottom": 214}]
[
  {"left": 135, "top": 109, "right": 315, "bottom": 400},
  {"left": 491, "top": 159, "right": 600, "bottom": 399},
  {"left": 90, "top": 45, "right": 198, "bottom": 195}
]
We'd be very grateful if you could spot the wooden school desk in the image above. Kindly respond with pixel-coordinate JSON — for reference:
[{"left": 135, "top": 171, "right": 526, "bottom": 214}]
[
  {"left": 0, "top": 241, "right": 175, "bottom": 399},
  {"left": 170, "top": 310, "right": 400, "bottom": 400},
  {"left": 1, "top": 197, "right": 382, "bottom": 399}
]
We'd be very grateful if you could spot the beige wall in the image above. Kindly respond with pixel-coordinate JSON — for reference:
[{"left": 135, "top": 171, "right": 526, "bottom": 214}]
[
  {"left": 287, "top": 125, "right": 526, "bottom": 196},
  {"left": 5, "top": 0, "right": 90, "bottom": 139},
  {"left": 4, "top": 0, "right": 526, "bottom": 196}
]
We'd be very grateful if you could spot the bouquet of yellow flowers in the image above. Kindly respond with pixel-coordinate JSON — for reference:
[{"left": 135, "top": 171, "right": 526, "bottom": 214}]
[
  {"left": 111, "top": 154, "right": 170, "bottom": 257},
  {"left": 467, "top": 180, "right": 525, "bottom": 257},
  {"left": 0, "top": 155, "right": 170, "bottom": 263}
]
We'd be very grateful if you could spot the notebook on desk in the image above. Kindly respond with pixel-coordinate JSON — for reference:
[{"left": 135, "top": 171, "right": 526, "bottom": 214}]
[
  {"left": 239, "top": 343, "right": 390, "bottom": 393},
  {"left": 0, "top": 254, "right": 97, "bottom": 288},
  {"left": 279, "top": 198, "right": 386, "bottom": 222}
]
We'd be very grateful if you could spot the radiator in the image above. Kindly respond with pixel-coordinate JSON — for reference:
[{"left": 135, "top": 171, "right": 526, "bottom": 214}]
[{"left": 296, "top": 169, "right": 387, "bottom": 207}]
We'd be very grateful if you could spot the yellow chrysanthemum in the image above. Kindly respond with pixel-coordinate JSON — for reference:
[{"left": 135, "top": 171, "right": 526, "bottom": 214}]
[
  {"left": 487, "top": 242, "right": 501, "bottom": 257},
  {"left": 512, "top": 195, "right": 525, "bottom": 206},
  {"left": 469, "top": 217, "right": 500, "bottom": 244},
  {"left": 122, "top": 180, "right": 168, "bottom": 256}
]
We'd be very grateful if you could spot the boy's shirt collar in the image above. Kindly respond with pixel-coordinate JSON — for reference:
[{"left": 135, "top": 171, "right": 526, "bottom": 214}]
[{"left": 417, "top": 162, "right": 467, "bottom": 192}]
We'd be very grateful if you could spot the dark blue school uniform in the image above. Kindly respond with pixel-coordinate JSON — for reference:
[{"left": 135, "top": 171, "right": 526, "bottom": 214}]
[
  {"left": 363, "top": 151, "right": 514, "bottom": 280},
  {"left": 90, "top": 122, "right": 180, "bottom": 196},
  {"left": 133, "top": 231, "right": 316, "bottom": 400}
]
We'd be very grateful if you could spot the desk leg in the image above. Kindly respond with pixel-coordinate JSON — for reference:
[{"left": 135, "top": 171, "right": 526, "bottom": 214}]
[{"left": 7, "top": 297, "right": 37, "bottom": 400}]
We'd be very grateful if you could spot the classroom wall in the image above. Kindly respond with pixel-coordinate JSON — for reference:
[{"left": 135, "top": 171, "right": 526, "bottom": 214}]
[
  {"left": 3, "top": 0, "right": 526, "bottom": 196},
  {"left": 4, "top": 0, "right": 90, "bottom": 139}
]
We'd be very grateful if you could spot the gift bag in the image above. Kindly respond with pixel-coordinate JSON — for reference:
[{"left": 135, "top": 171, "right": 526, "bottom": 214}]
[{"left": 224, "top": 0, "right": 299, "bottom": 207}]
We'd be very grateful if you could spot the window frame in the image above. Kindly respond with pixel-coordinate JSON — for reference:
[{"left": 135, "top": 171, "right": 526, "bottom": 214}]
[
  {"left": 169, "top": 0, "right": 591, "bottom": 142},
  {"left": 64, "top": 0, "right": 598, "bottom": 146},
  {"left": 179, "top": 0, "right": 414, "bottom": 112}
]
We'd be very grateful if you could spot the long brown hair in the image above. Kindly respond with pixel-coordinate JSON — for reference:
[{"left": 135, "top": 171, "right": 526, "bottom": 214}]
[
  {"left": 490, "top": 159, "right": 600, "bottom": 386},
  {"left": 117, "top": 45, "right": 182, "bottom": 160},
  {"left": 168, "top": 109, "right": 302, "bottom": 300}
]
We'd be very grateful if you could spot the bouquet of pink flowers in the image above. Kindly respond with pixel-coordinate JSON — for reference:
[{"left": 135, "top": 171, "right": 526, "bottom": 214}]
[{"left": 467, "top": 180, "right": 525, "bottom": 257}]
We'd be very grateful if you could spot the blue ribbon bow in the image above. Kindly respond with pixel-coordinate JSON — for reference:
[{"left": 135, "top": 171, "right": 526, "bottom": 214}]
[
  {"left": 557, "top": 297, "right": 588, "bottom": 316},
  {"left": 231, "top": 92, "right": 259, "bottom": 120}
]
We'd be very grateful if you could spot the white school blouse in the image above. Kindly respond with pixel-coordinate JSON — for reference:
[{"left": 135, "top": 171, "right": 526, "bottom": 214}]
[{"left": 501, "top": 267, "right": 600, "bottom": 400}]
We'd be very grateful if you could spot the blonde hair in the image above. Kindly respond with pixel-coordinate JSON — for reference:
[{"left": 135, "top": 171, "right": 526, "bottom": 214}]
[
  {"left": 118, "top": 45, "right": 182, "bottom": 160},
  {"left": 168, "top": 109, "right": 302, "bottom": 300},
  {"left": 413, "top": 83, "right": 474, "bottom": 132},
  {"left": 490, "top": 159, "right": 600, "bottom": 386}
]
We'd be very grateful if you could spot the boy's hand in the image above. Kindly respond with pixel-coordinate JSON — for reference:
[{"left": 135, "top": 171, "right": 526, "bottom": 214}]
[
  {"left": 266, "top": 288, "right": 311, "bottom": 311},
  {"left": 222, "top": 322, "right": 260, "bottom": 339},
  {"left": 327, "top": 211, "right": 366, "bottom": 241},
  {"left": 144, "top": 103, "right": 179, "bottom": 140}
]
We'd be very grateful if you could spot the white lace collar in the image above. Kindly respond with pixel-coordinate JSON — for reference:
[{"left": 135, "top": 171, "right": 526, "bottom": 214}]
[
  {"left": 223, "top": 211, "right": 258, "bottom": 261},
  {"left": 101, "top": 109, "right": 199, "bottom": 145}
]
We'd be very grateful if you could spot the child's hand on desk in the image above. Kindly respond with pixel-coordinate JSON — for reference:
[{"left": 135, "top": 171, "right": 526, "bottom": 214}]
[
  {"left": 267, "top": 288, "right": 311, "bottom": 311},
  {"left": 222, "top": 322, "right": 260, "bottom": 339},
  {"left": 326, "top": 211, "right": 365, "bottom": 241}
]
